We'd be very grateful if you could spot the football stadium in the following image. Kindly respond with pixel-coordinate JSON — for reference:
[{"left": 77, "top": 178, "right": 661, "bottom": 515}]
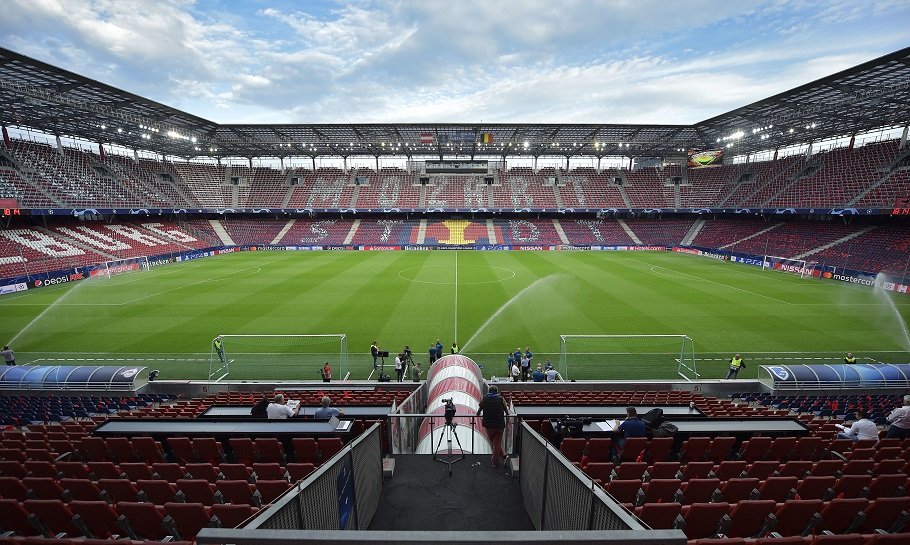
[{"left": 0, "top": 4, "right": 910, "bottom": 544}]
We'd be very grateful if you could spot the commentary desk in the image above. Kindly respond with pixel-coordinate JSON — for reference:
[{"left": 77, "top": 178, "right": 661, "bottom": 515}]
[
  {"left": 514, "top": 405, "right": 704, "bottom": 418},
  {"left": 581, "top": 417, "right": 810, "bottom": 439},
  {"left": 93, "top": 418, "right": 351, "bottom": 440},
  {"left": 199, "top": 405, "right": 391, "bottom": 419}
]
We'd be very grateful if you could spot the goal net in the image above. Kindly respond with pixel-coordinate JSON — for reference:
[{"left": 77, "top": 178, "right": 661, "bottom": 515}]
[
  {"left": 558, "top": 334, "right": 698, "bottom": 382},
  {"left": 762, "top": 255, "right": 818, "bottom": 279},
  {"left": 208, "top": 334, "right": 349, "bottom": 382},
  {"left": 92, "top": 256, "right": 150, "bottom": 279}
]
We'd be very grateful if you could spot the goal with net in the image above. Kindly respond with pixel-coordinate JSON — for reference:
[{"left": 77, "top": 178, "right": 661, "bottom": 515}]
[
  {"left": 558, "top": 334, "right": 697, "bottom": 381},
  {"left": 92, "top": 256, "right": 150, "bottom": 279},
  {"left": 208, "top": 334, "right": 349, "bottom": 382},
  {"left": 762, "top": 255, "right": 818, "bottom": 279}
]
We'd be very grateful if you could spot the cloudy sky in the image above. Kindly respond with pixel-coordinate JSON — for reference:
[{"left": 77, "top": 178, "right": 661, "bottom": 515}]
[{"left": 1, "top": 0, "right": 908, "bottom": 125}]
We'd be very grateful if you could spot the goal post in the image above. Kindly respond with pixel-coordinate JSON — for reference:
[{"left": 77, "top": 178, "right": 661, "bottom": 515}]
[
  {"left": 208, "top": 334, "right": 349, "bottom": 382},
  {"left": 94, "top": 256, "right": 150, "bottom": 279},
  {"left": 762, "top": 255, "right": 817, "bottom": 279},
  {"left": 558, "top": 334, "right": 698, "bottom": 382}
]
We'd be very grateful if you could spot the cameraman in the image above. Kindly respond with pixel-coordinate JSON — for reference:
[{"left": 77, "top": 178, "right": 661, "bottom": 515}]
[{"left": 476, "top": 385, "right": 508, "bottom": 468}]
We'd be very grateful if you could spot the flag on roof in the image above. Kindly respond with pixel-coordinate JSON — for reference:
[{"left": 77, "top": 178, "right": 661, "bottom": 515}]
[
  {"left": 419, "top": 133, "right": 434, "bottom": 144},
  {"left": 480, "top": 133, "right": 493, "bottom": 143}
]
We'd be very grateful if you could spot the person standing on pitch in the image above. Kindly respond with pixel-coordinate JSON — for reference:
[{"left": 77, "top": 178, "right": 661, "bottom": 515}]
[
  {"left": 519, "top": 352, "right": 530, "bottom": 382},
  {"left": 371, "top": 341, "right": 380, "bottom": 369},
  {"left": 1, "top": 345, "right": 15, "bottom": 366},
  {"left": 410, "top": 361, "right": 422, "bottom": 382},
  {"left": 395, "top": 353, "right": 405, "bottom": 382},
  {"left": 525, "top": 346, "right": 533, "bottom": 368},
  {"left": 451, "top": 342, "right": 459, "bottom": 355},
  {"left": 725, "top": 354, "right": 745, "bottom": 380},
  {"left": 428, "top": 344, "right": 437, "bottom": 365},
  {"left": 321, "top": 362, "right": 332, "bottom": 383},
  {"left": 213, "top": 337, "right": 225, "bottom": 363},
  {"left": 844, "top": 352, "right": 857, "bottom": 364},
  {"left": 435, "top": 339, "right": 444, "bottom": 361},
  {"left": 477, "top": 385, "right": 508, "bottom": 468},
  {"left": 506, "top": 352, "right": 515, "bottom": 376},
  {"left": 511, "top": 360, "right": 520, "bottom": 382}
]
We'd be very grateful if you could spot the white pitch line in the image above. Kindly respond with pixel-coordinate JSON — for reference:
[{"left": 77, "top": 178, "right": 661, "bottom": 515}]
[
  {"left": 629, "top": 257, "right": 794, "bottom": 305},
  {"left": 454, "top": 251, "right": 458, "bottom": 343}
]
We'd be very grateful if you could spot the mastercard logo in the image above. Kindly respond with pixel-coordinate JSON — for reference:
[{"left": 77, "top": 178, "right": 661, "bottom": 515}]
[{"left": 823, "top": 272, "right": 833, "bottom": 279}]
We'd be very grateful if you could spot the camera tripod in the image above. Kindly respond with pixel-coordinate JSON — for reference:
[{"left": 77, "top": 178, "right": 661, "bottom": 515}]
[{"left": 433, "top": 419, "right": 464, "bottom": 476}]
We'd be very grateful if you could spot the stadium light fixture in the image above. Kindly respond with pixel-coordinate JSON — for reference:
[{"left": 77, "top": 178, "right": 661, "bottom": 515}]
[
  {"left": 117, "top": 128, "right": 122, "bottom": 133},
  {"left": 100, "top": 124, "right": 106, "bottom": 130}
]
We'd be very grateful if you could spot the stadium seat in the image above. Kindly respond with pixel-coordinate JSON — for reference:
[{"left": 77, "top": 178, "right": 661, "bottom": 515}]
[
  {"left": 137, "top": 479, "right": 178, "bottom": 504},
  {"left": 132, "top": 437, "right": 165, "bottom": 464},
  {"left": 175, "top": 479, "right": 218, "bottom": 505},
  {"left": 605, "top": 479, "right": 643, "bottom": 505},
  {"left": 811, "top": 459, "right": 845, "bottom": 477},
  {"left": 613, "top": 461, "right": 647, "bottom": 481},
  {"left": 714, "top": 461, "right": 748, "bottom": 481},
  {"left": 646, "top": 437, "right": 674, "bottom": 463},
  {"left": 163, "top": 502, "right": 215, "bottom": 541},
  {"left": 219, "top": 464, "right": 253, "bottom": 481},
  {"left": 634, "top": 502, "right": 682, "bottom": 529},
  {"left": 795, "top": 475, "right": 836, "bottom": 500},
  {"left": 24, "top": 476, "right": 66, "bottom": 500},
  {"left": 737, "top": 437, "right": 773, "bottom": 462},
  {"left": 24, "top": 499, "right": 81, "bottom": 537},
  {"left": 615, "top": 437, "right": 648, "bottom": 463},
  {"left": 719, "top": 478, "right": 761, "bottom": 503},
  {"left": 811, "top": 534, "right": 865, "bottom": 545},
  {"left": 831, "top": 475, "right": 872, "bottom": 498},
  {"left": 0, "top": 498, "right": 39, "bottom": 536},
  {"left": 726, "top": 499, "right": 777, "bottom": 538},
  {"left": 215, "top": 480, "right": 261, "bottom": 506},
  {"left": 318, "top": 438, "right": 344, "bottom": 462},
  {"left": 69, "top": 499, "right": 122, "bottom": 538},
  {"left": 680, "top": 478, "right": 721, "bottom": 505},
  {"left": 292, "top": 438, "right": 319, "bottom": 464},
  {"left": 640, "top": 478, "right": 682, "bottom": 504},
  {"left": 286, "top": 462, "right": 316, "bottom": 482},
  {"left": 24, "top": 460, "right": 56, "bottom": 478},
  {"left": 867, "top": 473, "right": 907, "bottom": 499},
  {"left": 120, "top": 462, "right": 155, "bottom": 481},
  {"left": 646, "top": 461, "right": 680, "bottom": 480},
  {"left": 559, "top": 438, "right": 586, "bottom": 463},
  {"left": 706, "top": 436, "right": 737, "bottom": 463},
  {"left": 229, "top": 438, "right": 257, "bottom": 465},
  {"left": 79, "top": 437, "right": 110, "bottom": 462},
  {"left": 185, "top": 463, "right": 220, "bottom": 483},
  {"left": 584, "top": 438, "right": 613, "bottom": 465},
  {"left": 680, "top": 461, "right": 715, "bottom": 481},
  {"left": 772, "top": 499, "right": 823, "bottom": 536},
  {"left": 98, "top": 479, "right": 141, "bottom": 503},
  {"left": 256, "top": 480, "right": 292, "bottom": 503},
  {"left": 759, "top": 476, "right": 798, "bottom": 502},
  {"left": 252, "top": 463, "right": 286, "bottom": 481},
  {"left": 56, "top": 461, "right": 91, "bottom": 480},
  {"left": 116, "top": 501, "right": 169, "bottom": 540},
  {"left": 791, "top": 437, "right": 823, "bottom": 461},
  {"left": 105, "top": 437, "right": 136, "bottom": 464},
  {"left": 679, "top": 437, "right": 711, "bottom": 463},
  {"left": 192, "top": 438, "right": 225, "bottom": 464},
  {"left": 153, "top": 462, "right": 187, "bottom": 482},
  {"left": 748, "top": 460, "right": 782, "bottom": 480},
  {"left": 849, "top": 496, "right": 910, "bottom": 534},
  {"left": 211, "top": 503, "right": 257, "bottom": 528},
  {"left": 60, "top": 478, "right": 104, "bottom": 501},
  {"left": 679, "top": 502, "right": 731, "bottom": 539},
  {"left": 254, "top": 439, "right": 285, "bottom": 464},
  {"left": 816, "top": 498, "right": 869, "bottom": 534},
  {"left": 87, "top": 462, "right": 121, "bottom": 480},
  {"left": 167, "top": 437, "right": 198, "bottom": 464},
  {"left": 0, "top": 460, "right": 27, "bottom": 478}
]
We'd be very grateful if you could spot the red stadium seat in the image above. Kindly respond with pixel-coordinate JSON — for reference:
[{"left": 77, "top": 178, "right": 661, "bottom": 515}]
[
  {"left": 680, "top": 478, "right": 721, "bottom": 505},
  {"left": 229, "top": 438, "right": 257, "bottom": 465},
  {"left": 98, "top": 478, "right": 140, "bottom": 503},
  {"left": 816, "top": 498, "right": 869, "bottom": 534},
  {"left": 254, "top": 438, "right": 285, "bottom": 464},
  {"left": 286, "top": 462, "right": 316, "bottom": 482},
  {"left": 737, "top": 436, "right": 772, "bottom": 463},
  {"left": 185, "top": 463, "right": 220, "bottom": 483},
  {"left": 318, "top": 438, "right": 344, "bottom": 461},
  {"left": 116, "top": 501, "right": 169, "bottom": 540},
  {"left": 634, "top": 502, "right": 682, "bottom": 529},
  {"left": 175, "top": 479, "right": 218, "bottom": 505},
  {"left": 726, "top": 499, "right": 777, "bottom": 538},
  {"left": 256, "top": 480, "right": 292, "bottom": 503},
  {"left": 772, "top": 499, "right": 823, "bottom": 537},
  {"left": 137, "top": 479, "right": 178, "bottom": 505},
  {"left": 153, "top": 462, "right": 187, "bottom": 482},
  {"left": 292, "top": 438, "right": 319, "bottom": 464},
  {"left": 215, "top": 480, "right": 260, "bottom": 506},
  {"left": 60, "top": 478, "right": 104, "bottom": 501},
  {"left": 163, "top": 502, "right": 214, "bottom": 541},
  {"left": 0, "top": 498, "right": 38, "bottom": 536},
  {"left": 69, "top": 499, "right": 122, "bottom": 539},
  {"left": 212, "top": 502, "right": 258, "bottom": 528},
  {"left": 679, "top": 502, "right": 731, "bottom": 539},
  {"left": 850, "top": 496, "right": 910, "bottom": 534}
]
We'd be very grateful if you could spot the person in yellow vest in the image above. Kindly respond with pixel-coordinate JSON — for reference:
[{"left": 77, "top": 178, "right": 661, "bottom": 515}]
[
  {"left": 725, "top": 354, "right": 745, "bottom": 380},
  {"left": 844, "top": 352, "right": 857, "bottom": 364},
  {"left": 451, "top": 342, "right": 459, "bottom": 354}
]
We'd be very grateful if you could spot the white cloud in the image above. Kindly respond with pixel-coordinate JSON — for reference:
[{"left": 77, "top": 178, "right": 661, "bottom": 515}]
[{"left": 0, "top": 0, "right": 908, "bottom": 126}]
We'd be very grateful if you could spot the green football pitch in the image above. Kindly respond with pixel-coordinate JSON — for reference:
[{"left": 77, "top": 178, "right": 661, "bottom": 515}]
[{"left": 1, "top": 250, "right": 908, "bottom": 381}]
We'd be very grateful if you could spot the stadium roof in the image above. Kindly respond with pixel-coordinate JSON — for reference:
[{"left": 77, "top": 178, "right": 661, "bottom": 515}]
[{"left": 0, "top": 45, "right": 908, "bottom": 160}]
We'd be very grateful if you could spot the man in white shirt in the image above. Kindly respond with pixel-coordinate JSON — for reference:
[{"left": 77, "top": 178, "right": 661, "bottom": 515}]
[
  {"left": 886, "top": 395, "right": 910, "bottom": 439},
  {"left": 545, "top": 367, "right": 562, "bottom": 382},
  {"left": 266, "top": 394, "right": 299, "bottom": 420},
  {"left": 836, "top": 410, "right": 878, "bottom": 442}
]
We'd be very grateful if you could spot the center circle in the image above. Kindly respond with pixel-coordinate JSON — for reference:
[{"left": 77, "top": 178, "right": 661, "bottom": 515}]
[{"left": 397, "top": 265, "right": 516, "bottom": 285}]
